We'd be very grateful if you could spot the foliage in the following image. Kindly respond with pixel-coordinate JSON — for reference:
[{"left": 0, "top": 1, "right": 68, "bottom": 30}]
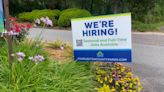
[
  {"left": 13, "top": 0, "right": 164, "bottom": 30},
  {"left": 18, "top": 9, "right": 60, "bottom": 26},
  {"left": 58, "top": 8, "right": 92, "bottom": 27},
  {"left": 95, "top": 63, "right": 143, "bottom": 92},
  {"left": 60, "top": 8, "right": 81, "bottom": 15},
  {"left": 41, "top": 61, "right": 94, "bottom": 92},
  {"left": 128, "top": 0, "right": 157, "bottom": 22},
  {"left": 47, "top": 40, "right": 64, "bottom": 49},
  {"left": 144, "top": 4, "right": 161, "bottom": 23},
  {"left": 64, "top": 43, "right": 74, "bottom": 59},
  {"left": 132, "top": 21, "right": 164, "bottom": 32},
  {"left": 0, "top": 40, "right": 94, "bottom": 92},
  {"left": 10, "top": 0, "right": 164, "bottom": 23}
]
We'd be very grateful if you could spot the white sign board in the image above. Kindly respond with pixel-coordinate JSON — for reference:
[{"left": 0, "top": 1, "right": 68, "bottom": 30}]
[{"left": 71, "top": 13, "right": 132, "bottom": 62}]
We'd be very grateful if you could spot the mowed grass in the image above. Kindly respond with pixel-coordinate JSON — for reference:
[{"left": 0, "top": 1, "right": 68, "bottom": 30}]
[{"left": 0, "top": 40, "right": 95, "bottom": 92}]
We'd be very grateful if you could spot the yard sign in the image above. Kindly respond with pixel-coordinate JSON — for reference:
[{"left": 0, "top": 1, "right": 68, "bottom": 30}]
[
  {"left": 71, "top": 13, "right": 132, "bottom": 62},
  {"left": 0, "top": 0, "right": 4, "bottom": 33}
]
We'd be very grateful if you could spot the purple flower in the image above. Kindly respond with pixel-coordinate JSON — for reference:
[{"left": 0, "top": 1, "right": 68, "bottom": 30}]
[
  {"left": 16, "top": 52, "right": 26, "bottom": 58},
  {"left": 45, "top": 16, "right": 53, "bottom": 26},
  {"left": 40, "top": 17, "right": 53, "bottom": 27},
  {"left": 16, "top": 52, "right": 26, "bottom": 62},
  {"left": 29, "top": 55, "right": 45, "bottom": 64},
  {"left": 40, "top": 17, "right": 46, "bottom": 24}
]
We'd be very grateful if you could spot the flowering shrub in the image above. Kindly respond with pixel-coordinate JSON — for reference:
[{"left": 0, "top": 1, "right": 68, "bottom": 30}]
[
  {"left": 34, "top": 16, "right": 53, "bottom": 27},
  {"left": 9, "top": 17, "right": 31, "bottom": 42},
  {"left": 95, "top": 63, "right": 142, "bottom": 92}
]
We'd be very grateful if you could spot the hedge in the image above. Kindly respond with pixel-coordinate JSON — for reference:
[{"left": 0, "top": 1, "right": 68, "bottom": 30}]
[
  {"left": 60, "top": 8, "right": 80, "bottom": 15},
  {"left": 18, "top": 9, "right": 60, "bottom": 26},
  {"left": 58, "top": 8, "right": 92, "bottom": 27}
]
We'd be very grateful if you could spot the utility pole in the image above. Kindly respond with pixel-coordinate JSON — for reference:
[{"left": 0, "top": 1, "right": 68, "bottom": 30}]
[{"left": 3, "top": 0, "right": 14, "bottom": 64}]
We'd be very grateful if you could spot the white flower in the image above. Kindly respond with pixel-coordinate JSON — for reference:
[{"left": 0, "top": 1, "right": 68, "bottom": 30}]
[
  {"left": 17, "top": 57, "right": 23, "bottom": 62},
  {"left": 29, "top": 57, "right": 33, "bottom": 60},
  {"left": 35, "top": 18, "right": 40, "bottom": 24},
  {"left": 60, "top": 46, "right": 64, "bottom": 50},
  {"left": 8, "top": 31, "right": 19, "bottom": 36},
  {"left": 11, "top": 53, "right": 15, "bottom": 57}
]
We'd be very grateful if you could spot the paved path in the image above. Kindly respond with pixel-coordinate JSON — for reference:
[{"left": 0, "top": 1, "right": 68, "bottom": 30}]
[
  {"left": 29, "top": 28, "right": 164, "bottom": 92},
  {"left": 28, "top": 28, "right": 72, "bottom": 42}
]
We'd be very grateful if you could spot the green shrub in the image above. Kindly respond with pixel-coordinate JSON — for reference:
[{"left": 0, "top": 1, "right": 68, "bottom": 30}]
[
  {"left": 58, "top": 8, "right": 92, "bottom": 27},
  {"left": 132, "top": 21, "right": 158, "bottom": 32},
  {"left": 18, "top": 9, "right": 60, "bottom": 26},
  {"left": 60, "top": 8, "right": 80, "bottom": 15}
]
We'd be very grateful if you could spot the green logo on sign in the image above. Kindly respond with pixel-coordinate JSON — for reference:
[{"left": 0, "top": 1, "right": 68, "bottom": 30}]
[{"left": 97, "top": 51, "right": 104, "bottom": 57}]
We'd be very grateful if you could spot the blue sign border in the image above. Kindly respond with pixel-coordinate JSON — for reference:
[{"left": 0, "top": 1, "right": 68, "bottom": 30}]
[{"left": 74, "top": 49, "right": 132, "bottom": 62}]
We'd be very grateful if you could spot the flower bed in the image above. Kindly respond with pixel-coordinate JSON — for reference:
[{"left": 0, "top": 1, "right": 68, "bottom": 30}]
[
  {"left": 95, "top": 63, "right": 142, "bottom": 92},
  {"left": 0, "top": 39, "right": 143, "bottom": 92},
  {"left": 46, "top": 40, "right": 143, "bottom": 92}
]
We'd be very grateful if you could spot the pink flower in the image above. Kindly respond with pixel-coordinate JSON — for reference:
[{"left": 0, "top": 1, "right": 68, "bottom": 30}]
[
  {"left": 46, "top": 19, "right": 53, "bottom": 26},
  {"left": 20, "top": 24, "right": 25, "bottom": 28},
  {"left": 14, "top": 24, "right": 20, "bottom": 32},
  {"left": 45, "top": 16, "right": 53, "bottom": 26},
  {"left": 26, "top": 23, "right": 31, "bottom": 29},
  {"left": 10, "top": 28, "right": 14, "bottom": 31}
]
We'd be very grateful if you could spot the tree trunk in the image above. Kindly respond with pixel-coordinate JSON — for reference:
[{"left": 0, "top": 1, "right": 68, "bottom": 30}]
[{"left": 90, "top": 0, "right": 94, "bottom": 13}]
